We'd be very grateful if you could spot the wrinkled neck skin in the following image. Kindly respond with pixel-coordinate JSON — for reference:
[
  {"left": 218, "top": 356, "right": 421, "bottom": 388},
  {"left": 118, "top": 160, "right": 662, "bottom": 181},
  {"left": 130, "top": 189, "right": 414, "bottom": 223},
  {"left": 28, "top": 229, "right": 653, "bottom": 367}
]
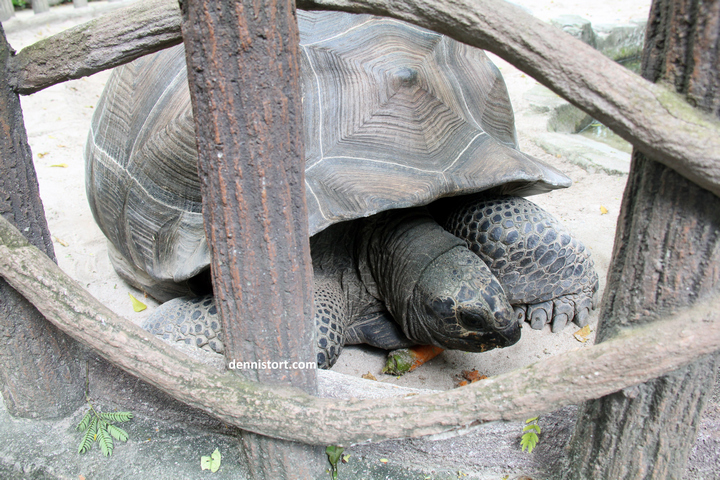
[
  {"left": 357, "top": 208, "right": 461, "bottom": 328},
  {"left": 356, "top": 208, "right": 521, "bottom": 350}
]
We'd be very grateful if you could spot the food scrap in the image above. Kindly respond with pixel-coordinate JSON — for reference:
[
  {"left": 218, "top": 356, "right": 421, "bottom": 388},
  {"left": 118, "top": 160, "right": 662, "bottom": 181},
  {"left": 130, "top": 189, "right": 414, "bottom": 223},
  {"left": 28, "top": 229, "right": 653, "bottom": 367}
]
[
  {"left": 382, "top": 345, "right": 444, "bottom": 376},
  {"left": 455, "top": 369, "right": 488, "bottom": 387}
]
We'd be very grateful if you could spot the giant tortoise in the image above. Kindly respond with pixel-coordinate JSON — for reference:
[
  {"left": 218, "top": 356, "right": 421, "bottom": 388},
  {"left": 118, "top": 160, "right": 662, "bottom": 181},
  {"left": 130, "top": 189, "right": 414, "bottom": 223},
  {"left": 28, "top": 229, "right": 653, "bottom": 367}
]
[{"left": 85, "top": 10, "right": 598, "bottom": 368}]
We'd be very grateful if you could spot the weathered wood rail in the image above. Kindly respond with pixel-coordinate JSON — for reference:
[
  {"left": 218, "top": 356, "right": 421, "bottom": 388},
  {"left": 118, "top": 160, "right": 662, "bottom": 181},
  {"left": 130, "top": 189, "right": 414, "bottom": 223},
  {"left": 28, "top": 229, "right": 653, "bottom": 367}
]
[
  {"left": 1, "top": 213, "right": 718, "bottom": 445},
  {"left": 1, "top": 0, "right": 719, "bottom": 477},
  {"left": 6, "top": 0, "right": 720, "bottom": 199}
]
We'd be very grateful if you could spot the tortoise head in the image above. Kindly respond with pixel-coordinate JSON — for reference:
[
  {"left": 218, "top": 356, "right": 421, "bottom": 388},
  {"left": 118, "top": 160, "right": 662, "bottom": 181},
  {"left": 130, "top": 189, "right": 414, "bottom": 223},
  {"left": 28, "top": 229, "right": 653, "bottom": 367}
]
[{"left": 406, "top": 246, "right": 521, "bottom": 351}]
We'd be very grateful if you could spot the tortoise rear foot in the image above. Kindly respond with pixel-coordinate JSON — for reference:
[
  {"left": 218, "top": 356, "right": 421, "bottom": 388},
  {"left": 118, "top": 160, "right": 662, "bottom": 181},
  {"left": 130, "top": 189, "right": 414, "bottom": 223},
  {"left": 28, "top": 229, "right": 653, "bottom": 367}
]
[{"left": 515, "top": 289, "right": 598, "bottom": 332}]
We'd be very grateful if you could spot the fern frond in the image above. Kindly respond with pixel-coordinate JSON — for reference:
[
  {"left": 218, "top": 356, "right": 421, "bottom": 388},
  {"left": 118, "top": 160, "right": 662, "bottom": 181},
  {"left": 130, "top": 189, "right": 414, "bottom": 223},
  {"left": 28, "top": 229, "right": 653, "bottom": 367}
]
[
  {"left": 523, "top": 424, "right": 541, "bottom": 434},
  {"left": 100, "top": 412, "right": 133, "bottom": 423},
  {"left": 76, "top": 410, "right": 93, "bottom": 432},
  {"left": 97, "top": 421, "right": 114, "bottom": 457},
  {"left": 78, "top": 417, "right": 98, "bottom": 454},
  {"left": 521, "top": 431, "right": 539, "bottom": 453},
  {"left": 106, "top": 424, "right": 129, "bottom": 442}
]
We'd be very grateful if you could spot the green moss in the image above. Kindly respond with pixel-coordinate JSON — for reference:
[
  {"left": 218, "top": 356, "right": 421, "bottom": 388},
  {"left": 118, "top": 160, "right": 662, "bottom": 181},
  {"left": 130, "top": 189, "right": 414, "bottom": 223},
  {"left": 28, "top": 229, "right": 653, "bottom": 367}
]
[{"left": 0, "top": 217, "right": 32, "bottom": 251}]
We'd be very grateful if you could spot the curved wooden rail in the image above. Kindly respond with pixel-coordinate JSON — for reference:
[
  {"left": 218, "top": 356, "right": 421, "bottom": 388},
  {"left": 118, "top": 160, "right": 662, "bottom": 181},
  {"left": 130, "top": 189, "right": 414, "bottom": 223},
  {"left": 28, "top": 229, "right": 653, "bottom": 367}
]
[
  {"left": 1, "top": 214, "right": 718, "bottom": 446},
  {"left": 7, "top": 0, "right": 720, "bottom": 198}
]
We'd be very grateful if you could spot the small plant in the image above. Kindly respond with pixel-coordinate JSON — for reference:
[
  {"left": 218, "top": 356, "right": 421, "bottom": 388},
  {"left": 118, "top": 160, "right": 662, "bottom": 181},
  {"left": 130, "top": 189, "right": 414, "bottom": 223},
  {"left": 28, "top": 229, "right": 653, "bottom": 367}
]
[
  {"left": 520, "top": 416, "right": 541, "bottom": 453},
  {"left": 76, "top": 361, "right": 133, "bottom": 456},
  {"left": 201, "top": 448, "right": 222, "bottom": 473},
  {"left": 76, "top": 402, "right": 133, "bottom": 456},
  {"left": 11, "top": 0, "right": 26, "bottom": 8},
  {"left": 326, "top": 445, "right": 344, "bottom": 480}
]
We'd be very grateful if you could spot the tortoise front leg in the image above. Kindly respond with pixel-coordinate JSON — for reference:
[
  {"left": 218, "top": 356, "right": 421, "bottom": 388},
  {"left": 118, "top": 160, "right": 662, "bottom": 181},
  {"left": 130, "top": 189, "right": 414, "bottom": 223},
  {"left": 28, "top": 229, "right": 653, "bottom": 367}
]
[{"left": 444, "top": 196, "right": 599, "bottom": 331}]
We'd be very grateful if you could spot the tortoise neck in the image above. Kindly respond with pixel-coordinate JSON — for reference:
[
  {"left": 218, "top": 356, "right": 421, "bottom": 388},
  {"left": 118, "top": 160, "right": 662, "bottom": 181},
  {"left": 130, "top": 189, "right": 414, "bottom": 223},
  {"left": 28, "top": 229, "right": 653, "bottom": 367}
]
[{"left": 357, "top": 208, "right": 464, "bottom": 338}]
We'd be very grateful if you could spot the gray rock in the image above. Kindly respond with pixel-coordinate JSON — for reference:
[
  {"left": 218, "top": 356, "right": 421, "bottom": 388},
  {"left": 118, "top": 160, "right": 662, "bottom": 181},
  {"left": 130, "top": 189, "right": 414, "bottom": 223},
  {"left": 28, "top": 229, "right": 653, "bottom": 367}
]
[
  {"left": 594, "top": 20, "right": 647, "bottom": 62},
  {"left": 523, "top": 84, "right": 568, "bottom": 115},
  {"left": 547, "top": 103, "right": 594, "bottom": 134},
  {"left": 524, "top": 85, "right": 594, "bottom": 134},
  {"left": 532, "top": 131, "right": 630, "bottom": 175},
  {"left": 0, "top": 0, "right": 14, "bottom": 22},
  {"left": 550, "top": 14, "right": 646, "bottom": 64},
  {"left": 550, "top": 14, "right": 596, "bottom": 47}
]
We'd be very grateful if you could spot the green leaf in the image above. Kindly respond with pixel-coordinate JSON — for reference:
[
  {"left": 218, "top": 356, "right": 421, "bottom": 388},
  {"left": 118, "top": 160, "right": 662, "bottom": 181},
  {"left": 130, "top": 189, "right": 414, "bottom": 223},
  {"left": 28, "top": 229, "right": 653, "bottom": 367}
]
[
  {"left": 76, "top": 410, "right": 93, "bottom": 432},
  {"left": 523, "top": 424, "right": 541, "bottom": 434},
  {"left": 210, "top": 449, "right": 221, "bottom": 473},
  {"left": 97, "top": 421, "right": 114, "bottom": 456},
  {"left": 106, "top": 424, "right": 129, "bottom": 442},
  {"left": 100, "top": 411, "right": 134, "bottom": 423},
  {"left": 525, "top": 416, "right": 539, "bottom": 424},
  {"left": 326, "top": 445, "right": 344, "bottom": 480},
  {"left": 201, "top": 449, "right": 221, "bottom": 473},
  {"left": 326, "top": 445, "right": 344, "bottom": 465},
  {"left": 78, "top": 417, "right": 97, "bottom": 454},
  {"left": 521, "top": 431, "right": 539, "bottom": 453}
]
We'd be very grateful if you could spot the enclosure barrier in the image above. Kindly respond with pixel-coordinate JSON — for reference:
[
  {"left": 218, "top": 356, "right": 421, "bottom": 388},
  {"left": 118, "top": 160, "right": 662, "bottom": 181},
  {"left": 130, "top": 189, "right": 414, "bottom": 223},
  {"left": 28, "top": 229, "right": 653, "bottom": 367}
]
[
  {"left": 6, "top": 0, "right": 720, "bottom": 197},
  {"left": 0, "top": 213, "right": 719, "bottom": 444},
  {"left": 1, "top": 0, "right": 719, "bottom": 474}
]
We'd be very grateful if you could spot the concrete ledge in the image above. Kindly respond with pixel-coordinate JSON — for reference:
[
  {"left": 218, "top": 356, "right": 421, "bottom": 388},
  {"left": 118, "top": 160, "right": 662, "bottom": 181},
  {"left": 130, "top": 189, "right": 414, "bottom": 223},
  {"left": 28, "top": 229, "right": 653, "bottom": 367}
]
[{"left": 1, "top": 0, "right": 133, "bottom": 35}]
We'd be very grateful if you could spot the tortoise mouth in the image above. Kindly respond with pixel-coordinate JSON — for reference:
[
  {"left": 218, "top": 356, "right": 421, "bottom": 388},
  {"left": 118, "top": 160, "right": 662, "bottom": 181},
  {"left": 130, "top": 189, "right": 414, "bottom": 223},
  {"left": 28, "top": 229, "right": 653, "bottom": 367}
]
[
  {"left": 429, "top": 324, "right": 521, "bottom": 352},
  {"left": 456, "top": 307, "right": 522, "bottom": 347},
  {"left": 411, "top": 293, "right": 521, "bottom": 352}
]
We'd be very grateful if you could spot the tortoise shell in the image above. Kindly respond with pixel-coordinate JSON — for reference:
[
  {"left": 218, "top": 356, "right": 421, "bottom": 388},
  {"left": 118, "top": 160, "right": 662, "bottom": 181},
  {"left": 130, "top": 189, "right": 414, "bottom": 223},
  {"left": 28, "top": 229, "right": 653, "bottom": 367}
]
[{"left": 85, "top": 10, "right": 571, "bottom": 287}]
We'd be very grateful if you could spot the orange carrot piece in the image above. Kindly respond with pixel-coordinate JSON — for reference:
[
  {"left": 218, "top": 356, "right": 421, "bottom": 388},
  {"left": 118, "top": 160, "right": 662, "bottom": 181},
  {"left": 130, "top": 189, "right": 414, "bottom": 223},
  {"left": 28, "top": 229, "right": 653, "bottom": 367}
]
[{"left": 382, "top": 345, "right": 444, "bottom": 376}]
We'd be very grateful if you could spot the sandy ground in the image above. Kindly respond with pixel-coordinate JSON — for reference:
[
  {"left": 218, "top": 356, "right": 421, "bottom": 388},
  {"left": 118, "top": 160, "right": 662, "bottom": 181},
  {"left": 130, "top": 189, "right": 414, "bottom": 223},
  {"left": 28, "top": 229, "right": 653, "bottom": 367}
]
[{"left": 5, "top": 1, "right": 647, "bottom": 391}]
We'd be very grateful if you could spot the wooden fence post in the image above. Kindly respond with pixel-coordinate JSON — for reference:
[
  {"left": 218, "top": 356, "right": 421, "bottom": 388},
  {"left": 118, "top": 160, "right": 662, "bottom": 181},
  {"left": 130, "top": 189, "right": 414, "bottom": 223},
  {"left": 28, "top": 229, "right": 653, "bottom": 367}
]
[
  {"left": 0, "top": 25, "right": 84, "bottom": 418},
  {"left": 180, "top": 0, "right": 325, "bottom": 477},
  {"left": 31, "top": 0, "right": 48, "bottom": 15},
  {"left": 0, "top": 0, "right": 13, "bottom": 22},
  {"left": 565, "top": 1, "right": 720, "bottom": 478}
]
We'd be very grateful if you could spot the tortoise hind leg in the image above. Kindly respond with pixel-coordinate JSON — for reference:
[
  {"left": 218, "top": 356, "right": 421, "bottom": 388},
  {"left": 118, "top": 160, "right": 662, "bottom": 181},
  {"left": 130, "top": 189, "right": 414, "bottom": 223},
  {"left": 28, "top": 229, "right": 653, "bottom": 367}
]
[
  {"left": 141, "top": 294, "right": 224, "bottom": 354},
  {"left": 344, "top": 311, "right": 416, "bottom": 350},
  {"left": 140, "top": 278, "right": 350, "bottom": 369},
  {"left": 445, "top": 195, "right": 599, "bottom": 331}
]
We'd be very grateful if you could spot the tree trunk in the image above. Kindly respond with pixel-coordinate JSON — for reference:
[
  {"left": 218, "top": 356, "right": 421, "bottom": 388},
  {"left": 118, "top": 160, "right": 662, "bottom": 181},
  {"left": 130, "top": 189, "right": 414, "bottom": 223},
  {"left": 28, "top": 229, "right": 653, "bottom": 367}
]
[
  {"left": 0, "top": 26, "right": 84, "bottom": 418},
  {"left": 180, "top": 0, "right": 324, "bottom": 477},
  {"left": 565, "top": 1, "right": 720, "bottom": 478},
  {"left": 0, "top": 0, "right": 13, "bottom": 22}
]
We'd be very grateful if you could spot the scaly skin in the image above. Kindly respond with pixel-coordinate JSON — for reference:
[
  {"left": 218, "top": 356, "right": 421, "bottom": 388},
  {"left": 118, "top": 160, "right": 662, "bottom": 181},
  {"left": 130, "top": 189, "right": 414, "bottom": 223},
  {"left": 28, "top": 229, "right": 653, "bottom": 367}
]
[
  {"left": 142, "top": 196, "right": 598, "bottom": 368},
  {"left": 445, "top": 195, "right": 599, "bottom": 331}
]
